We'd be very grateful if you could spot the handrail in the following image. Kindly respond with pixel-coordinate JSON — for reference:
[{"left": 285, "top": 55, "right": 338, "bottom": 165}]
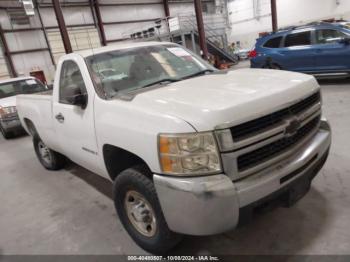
[
  {"left": 178, "top": 15, "right": 226, "bottom": 48},
  {"left": 119, "top": 14, "right": 237, "bottom": 63}
]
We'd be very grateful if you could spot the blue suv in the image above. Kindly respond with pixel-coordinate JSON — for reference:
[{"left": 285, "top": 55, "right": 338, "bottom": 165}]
[{"left": 250, "top": 22, "right": 350, "bottom": 75}]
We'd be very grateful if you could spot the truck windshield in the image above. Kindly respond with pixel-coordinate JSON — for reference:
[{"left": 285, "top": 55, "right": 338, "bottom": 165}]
[
  {"left": 0, "top": 79, "right": 47, "bottom": 99},
  {"left": 86, "top": 45, "right": 216, "bottom": 98}
]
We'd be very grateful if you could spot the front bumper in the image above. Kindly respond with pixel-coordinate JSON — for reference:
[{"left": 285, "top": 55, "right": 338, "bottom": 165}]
[
  {"left": 0, "top": 116, "right": 23, "bottom": 132},
  {"left": 0, "top": 116, "right": 23, "bottom": 133},
  {"left": 154, "top": 120, "right": 331, "bottom": 236}
]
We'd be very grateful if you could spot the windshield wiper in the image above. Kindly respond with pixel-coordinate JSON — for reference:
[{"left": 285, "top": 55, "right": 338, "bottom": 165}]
[
  {"left": 181, "top": 69, "right": 215, "bottom": 80},
  {"left": 142, "top": 78, "right": 179, "bottom": 88},
  {"left": 108, "top": 78, "right": 179, "bottom": 99}
]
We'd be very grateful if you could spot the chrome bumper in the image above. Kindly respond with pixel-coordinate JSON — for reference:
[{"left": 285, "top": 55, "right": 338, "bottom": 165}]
[
  {"left": 154, "top": 120, "right": 331, "bottom": 235},
  {"left": 0, "top": 117, "right": 22, "bottom": 132}
]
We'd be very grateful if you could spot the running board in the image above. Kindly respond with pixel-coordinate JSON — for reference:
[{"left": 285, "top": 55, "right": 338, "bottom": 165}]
[{"left": 312, "top": 72, "right": 349, "bottom": 78}]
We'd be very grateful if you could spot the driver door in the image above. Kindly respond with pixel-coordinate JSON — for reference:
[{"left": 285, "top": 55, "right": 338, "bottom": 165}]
[{"left": 52, "top": 58, "right": 100, "bottom": 174}]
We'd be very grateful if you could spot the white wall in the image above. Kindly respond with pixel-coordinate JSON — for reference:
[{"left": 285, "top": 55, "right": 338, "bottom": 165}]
[
  {"left": 228, "top": 0, "right": 350, "bottom": 49},
  {"left": 0, "top": 9, "right": 55, "bottom": 81}
]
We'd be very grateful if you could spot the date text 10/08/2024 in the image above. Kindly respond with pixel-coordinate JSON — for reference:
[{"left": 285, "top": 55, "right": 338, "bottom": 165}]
[{"left": 127, "top": 256, "right": 220, "bottom": 261}]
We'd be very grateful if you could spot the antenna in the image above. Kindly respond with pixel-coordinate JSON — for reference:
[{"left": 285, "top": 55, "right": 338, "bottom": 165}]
[{"left": 82, "top": 11, "right": 94, "bottom": 51}]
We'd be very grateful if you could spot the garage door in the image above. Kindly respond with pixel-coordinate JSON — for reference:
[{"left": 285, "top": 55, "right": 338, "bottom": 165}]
[{"left": 47, "top": 26, "right": 101, "bottom": 65}]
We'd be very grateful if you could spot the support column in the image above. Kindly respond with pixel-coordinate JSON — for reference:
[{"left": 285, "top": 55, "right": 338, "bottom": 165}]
[
  {"left": 94, "top": 0, "right": 107, "bottom": 46},
  {"left": 52, "top": 0, "right": 72, "bottom": 53},
  {"left": 163, "top": 0, "right": 170, "bottom": 17},
  {"left": 271, "top": 0, "right": 278, "bottom": 32},
  {"left": 194, "top": 0, "right": 208, "bottom": 60},
  {"left": 89, "top": 0, "right": 97, "bottom": 27},
  {"left": 36, "top": 3, "right": 56, "bottom": 66},
  {"left": 0, "top": 24, "right": 16, "bottom": 77},
  {"left": 180, "top": 33, "right": 186, "bottom": 47}
]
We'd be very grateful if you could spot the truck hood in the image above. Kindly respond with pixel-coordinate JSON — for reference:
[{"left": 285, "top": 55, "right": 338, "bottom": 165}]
[
  {"left": 0, "top": 96, "right": 16, "bottom": 108},
  {"left": 131, "top": 68, "right": 320, "bottom": 131}
]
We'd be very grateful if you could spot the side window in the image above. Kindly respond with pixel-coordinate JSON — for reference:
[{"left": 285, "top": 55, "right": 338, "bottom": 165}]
[
  {"left": 284, "top": 31, "right": 311, "bottom": 47},
  {"left": 316, "top": 29, "right": 347, "bottom": 44},
  {"left": 59, "top": 60, "right": 87, "bottom": 104},
  {"left": 263, "top": 36, "right": 283, "bottom": 48}
]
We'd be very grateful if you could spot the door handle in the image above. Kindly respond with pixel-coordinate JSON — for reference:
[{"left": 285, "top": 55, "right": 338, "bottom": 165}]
[{"left": 55, "top": 113, "right": 64, "bottom": 123}]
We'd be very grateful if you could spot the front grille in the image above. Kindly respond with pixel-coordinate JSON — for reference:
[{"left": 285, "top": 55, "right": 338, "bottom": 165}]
[
  {"left": 1, "top": 112, "right": 19, "bottom": 121},
  {"left": 230, "top": 92, "right": 321, "bottom": 140},
  {"left": 237, "top": 116, "right": 320, "bottom": 172}
]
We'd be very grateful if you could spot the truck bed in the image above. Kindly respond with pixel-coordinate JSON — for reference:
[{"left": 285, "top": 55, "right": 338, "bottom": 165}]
[
  {"left": 35, "top": 90, "right": 53, "bottom": 96},
  {"left": 16, "top": 93, "right": 55, "bottom": 148}
]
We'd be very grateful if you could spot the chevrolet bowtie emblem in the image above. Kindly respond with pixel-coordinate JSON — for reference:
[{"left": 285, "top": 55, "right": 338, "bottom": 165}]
[{"left": 285, "top": 117, "right": 301, "bottom": 137}]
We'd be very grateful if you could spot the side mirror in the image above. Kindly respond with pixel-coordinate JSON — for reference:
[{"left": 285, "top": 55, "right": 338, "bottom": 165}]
[{"left": 66, "top": 92, "right": 88, "bottom": 109}]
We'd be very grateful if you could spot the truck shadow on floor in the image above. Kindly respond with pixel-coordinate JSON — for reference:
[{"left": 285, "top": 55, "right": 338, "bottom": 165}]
[
  {"left": 170, "top": 188, "right": 330, "bottom": 255},
  {"left": 63, "top": 161, "right": 330, "bottom": 255},
  {"left": 64, "top": 161, "right": 113, "bottom": 200}
]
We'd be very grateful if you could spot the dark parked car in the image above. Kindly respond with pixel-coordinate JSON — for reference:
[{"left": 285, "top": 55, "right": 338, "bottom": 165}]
[{"left": 250, "top": 22, "right": 350, "bottom": 76}]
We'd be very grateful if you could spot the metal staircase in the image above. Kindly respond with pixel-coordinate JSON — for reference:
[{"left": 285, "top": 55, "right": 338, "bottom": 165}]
[
  {"left": 176, "top": 15, "right": 238, "bottom": 63},
  {"left": 123, "top": 14, "right": 238, "bottom": 64}
]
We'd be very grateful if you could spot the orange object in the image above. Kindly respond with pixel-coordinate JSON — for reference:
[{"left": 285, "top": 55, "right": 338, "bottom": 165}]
[
  {"left": 30, "top": 70, "right": 47, "bottom": 84},
  {"left": 160, "top": 156, "right": 172, "bottom": 172},
  {"left": 159, "top": 136, "right": 170, "bottom": 153}
]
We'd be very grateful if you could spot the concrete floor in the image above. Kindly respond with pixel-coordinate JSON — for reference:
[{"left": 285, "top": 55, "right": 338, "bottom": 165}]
[{"left": 1, "top": 75, "right": 350, "bottom": 255}]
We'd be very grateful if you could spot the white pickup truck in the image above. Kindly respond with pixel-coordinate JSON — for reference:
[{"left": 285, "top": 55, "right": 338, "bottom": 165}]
[{"left": 17, "top": 42, "right": 331, "bottom": 254}]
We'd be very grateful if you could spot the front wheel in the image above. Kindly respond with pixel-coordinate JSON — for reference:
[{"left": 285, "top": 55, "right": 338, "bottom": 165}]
[
  {"left": 113, "top": 166, "right": 182, "bottom": 254},
  {"left": 33, "top": 136, "right": 65, "bottom": 170}
]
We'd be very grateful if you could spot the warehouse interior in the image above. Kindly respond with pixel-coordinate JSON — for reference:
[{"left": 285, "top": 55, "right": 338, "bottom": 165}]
[{"left": 1, "top": 0, "right": 350, "bottom": 258}]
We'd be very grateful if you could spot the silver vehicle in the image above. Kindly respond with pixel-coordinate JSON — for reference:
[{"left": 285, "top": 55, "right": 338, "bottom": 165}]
[{"left": 0, "top": 77, "right": 48, "bottom": 139}]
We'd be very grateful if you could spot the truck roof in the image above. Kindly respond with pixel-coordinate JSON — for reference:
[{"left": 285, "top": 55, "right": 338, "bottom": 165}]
[
  {"left": 76, "top": 41, "right": 172, "bottom": 58},
  {"left": 0, "top": 76, "right": 35, "bottom": 85}
]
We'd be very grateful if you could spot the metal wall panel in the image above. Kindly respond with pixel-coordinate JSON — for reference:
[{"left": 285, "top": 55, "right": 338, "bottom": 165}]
[{"left": 47, "top": 26, "right": 100, "bottom": 64}]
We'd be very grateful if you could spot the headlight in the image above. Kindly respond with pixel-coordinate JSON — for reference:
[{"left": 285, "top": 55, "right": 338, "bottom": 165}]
[
  {"left": 158, "top": 132, "right": 221, "bottom": 176},
  {"left": 0, "top": 106, "right": 17, "bottom": 119}
]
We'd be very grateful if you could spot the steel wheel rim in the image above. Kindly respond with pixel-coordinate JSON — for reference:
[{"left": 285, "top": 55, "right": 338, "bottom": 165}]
[
  {"left": 124, "top": 190, "right": 157, "bottom": 237},
  {"left": 38, "top": 141, "right": 52, "bottom": 164}
]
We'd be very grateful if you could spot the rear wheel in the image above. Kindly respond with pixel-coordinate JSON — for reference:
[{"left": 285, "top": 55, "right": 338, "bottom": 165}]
[
  {"left": 113, "top": 165, "right": 182, "bottom": 254},
  {"left": 33, "top": 136, "right": 65, "bottom": 170},
  {"left": 270, "top": 63, "right": 281, "bottom": 70},
  {"left": 263, "top": 62, "right": 281, "bottom": 70}
]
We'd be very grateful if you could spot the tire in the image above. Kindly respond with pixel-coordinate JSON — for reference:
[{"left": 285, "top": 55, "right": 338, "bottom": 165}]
[
  {"left": 113, "top": 165, "right": 182, "bottom": 254},
  {"left": 0, "top": 124, "right": 12, "bottom": 139},
  {"left": 270, "top": 63, "right": 281, "bottom": 70},
  {"left": 33, "top": 136, "right": 65, "bottom": 170},
  {"left": 263, "top": 61, "right": 281, "bottom": 70}
]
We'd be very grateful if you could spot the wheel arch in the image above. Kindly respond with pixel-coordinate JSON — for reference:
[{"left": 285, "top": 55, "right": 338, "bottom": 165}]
[
  {"left": 23, "top": 118, "right": 39, "bottom": 137},
  {"left": 103, "top": 144, "right": 152, "bottom": 181},
  {"left": 263, "top": 56, "right": 282, "bottom": 69}
]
